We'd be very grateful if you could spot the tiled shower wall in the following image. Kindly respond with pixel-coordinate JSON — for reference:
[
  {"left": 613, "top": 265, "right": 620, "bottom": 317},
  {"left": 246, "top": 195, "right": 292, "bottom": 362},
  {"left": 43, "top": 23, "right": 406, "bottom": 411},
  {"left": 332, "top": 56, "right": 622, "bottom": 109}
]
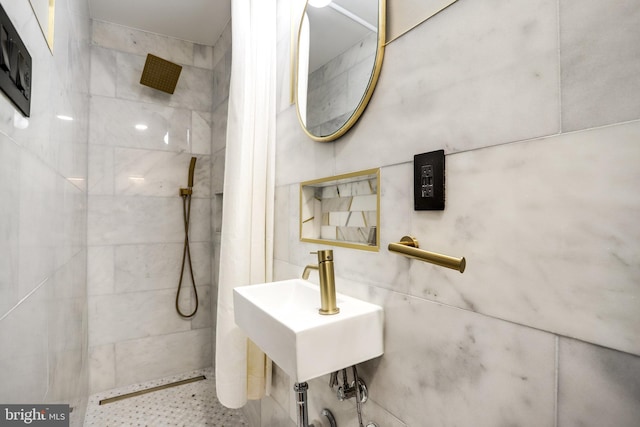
[
  {"left": 86, "top": 21, "right": 219, "bottom": 394},
  {"left": 0, "top": 0, "right": 91, "bottom": 424},
  {"left": 260, "top": 0, "right": 640, "bottom": 426}
]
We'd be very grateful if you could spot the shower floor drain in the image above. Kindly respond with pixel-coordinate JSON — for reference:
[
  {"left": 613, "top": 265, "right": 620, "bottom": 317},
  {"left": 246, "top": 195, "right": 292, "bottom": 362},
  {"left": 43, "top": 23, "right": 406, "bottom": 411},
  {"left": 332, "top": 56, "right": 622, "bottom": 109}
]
[
  {"left": 84, "top": 367, "right": 248, "bottom": 427},
  {"left": 99, "top": 375, "right": 206, "bottom": 405}
]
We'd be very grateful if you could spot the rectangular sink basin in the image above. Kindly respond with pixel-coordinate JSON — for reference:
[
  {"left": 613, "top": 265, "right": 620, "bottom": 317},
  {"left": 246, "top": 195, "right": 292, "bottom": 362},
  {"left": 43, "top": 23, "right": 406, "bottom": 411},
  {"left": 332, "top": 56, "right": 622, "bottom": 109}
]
[{"left": 233, "top": 279, "right": 383, "bottom": 382}]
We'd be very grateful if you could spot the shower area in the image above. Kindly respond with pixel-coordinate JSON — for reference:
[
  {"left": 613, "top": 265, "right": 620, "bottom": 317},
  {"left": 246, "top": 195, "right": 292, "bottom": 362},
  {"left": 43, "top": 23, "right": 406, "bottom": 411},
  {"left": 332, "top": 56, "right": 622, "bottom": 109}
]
[{"left": 86, "top": 18, "right": 231, "bottom": 410}]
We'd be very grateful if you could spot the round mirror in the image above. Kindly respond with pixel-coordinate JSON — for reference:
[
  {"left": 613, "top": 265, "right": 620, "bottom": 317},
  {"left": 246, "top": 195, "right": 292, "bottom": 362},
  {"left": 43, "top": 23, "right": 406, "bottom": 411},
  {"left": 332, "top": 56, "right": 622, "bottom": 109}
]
[{"left": 295, "top": 0, "right": 386, "bottom": 142}]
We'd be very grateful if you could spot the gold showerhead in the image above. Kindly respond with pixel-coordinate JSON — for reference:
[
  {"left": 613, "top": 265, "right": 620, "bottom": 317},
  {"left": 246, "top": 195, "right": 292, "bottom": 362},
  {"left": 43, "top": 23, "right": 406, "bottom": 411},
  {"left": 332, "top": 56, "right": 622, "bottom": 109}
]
[{"left": 140, "top": 54, "right": 182, "bottom": 94}]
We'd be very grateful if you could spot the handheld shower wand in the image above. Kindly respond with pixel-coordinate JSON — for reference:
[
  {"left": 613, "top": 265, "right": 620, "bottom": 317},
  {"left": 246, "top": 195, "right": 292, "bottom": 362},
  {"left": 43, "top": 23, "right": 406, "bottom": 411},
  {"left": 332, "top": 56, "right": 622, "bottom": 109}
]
[
  {"left": 187, "top": 156, "right": 196, "bottom": 188},
  {"left": 179, "top": 157, "right": 197, "bottom": 196},
  {"left": 176, "top": 157, "right": 199, "bottom": 318}
]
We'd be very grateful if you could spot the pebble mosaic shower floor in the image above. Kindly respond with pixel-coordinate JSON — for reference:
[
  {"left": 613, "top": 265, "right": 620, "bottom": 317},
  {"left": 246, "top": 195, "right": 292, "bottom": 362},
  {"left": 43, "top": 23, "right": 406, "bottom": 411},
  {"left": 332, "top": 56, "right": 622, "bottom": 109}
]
[{"left": 84, "top": 368, "right": 249, "bottom": 427}]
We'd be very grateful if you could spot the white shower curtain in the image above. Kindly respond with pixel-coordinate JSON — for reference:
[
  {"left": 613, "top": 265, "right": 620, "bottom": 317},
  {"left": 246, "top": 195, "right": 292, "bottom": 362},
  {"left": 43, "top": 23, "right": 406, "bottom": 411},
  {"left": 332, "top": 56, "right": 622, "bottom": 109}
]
[{"left": 215, "top": 0, "right": 276, "bottom": 409}]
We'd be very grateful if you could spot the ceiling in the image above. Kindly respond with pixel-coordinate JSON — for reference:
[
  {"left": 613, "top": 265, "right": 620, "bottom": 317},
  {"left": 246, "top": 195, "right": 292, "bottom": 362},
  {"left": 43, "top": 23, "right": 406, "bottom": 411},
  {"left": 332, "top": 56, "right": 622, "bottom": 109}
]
[{"left": 88, "top": 0, "right": 232, "bottom": 46}]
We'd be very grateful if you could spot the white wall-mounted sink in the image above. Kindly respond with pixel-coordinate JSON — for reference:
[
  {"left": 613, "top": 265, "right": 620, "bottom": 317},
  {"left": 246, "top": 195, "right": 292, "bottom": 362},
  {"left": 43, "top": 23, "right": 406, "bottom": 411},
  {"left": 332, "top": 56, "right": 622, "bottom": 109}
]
[{"left": 233, "top": 279, "right": 383, "bottom": 383}]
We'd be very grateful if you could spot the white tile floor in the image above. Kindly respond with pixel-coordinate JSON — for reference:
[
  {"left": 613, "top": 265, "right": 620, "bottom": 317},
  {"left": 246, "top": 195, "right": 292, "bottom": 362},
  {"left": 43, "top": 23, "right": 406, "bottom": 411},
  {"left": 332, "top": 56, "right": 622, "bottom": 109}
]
[{"left": 84, "top": 368, "right": 249, "bottom": 427}]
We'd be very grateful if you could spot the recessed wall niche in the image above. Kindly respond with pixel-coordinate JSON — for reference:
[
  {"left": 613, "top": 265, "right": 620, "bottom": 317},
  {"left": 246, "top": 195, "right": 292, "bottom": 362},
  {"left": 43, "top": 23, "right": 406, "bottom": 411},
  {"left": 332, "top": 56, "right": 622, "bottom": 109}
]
[{"left": 300, "top": 169, "right": 380, "bottom": 251}]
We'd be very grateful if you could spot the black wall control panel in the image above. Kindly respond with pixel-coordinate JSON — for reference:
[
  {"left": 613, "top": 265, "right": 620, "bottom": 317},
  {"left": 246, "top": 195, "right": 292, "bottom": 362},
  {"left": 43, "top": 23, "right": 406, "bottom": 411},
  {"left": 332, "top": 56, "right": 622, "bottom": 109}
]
[
  {"left": 0, "top": 3, "right": 32, "bottom": 117},
  {"left": 414, "top": 149, "right": 445, "bottom": 210}
]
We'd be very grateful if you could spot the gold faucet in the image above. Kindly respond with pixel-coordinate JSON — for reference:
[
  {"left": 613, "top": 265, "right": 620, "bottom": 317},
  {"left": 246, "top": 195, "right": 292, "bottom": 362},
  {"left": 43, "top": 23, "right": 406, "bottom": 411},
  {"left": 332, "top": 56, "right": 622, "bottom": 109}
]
[{"left": 302, "top": 250, "right": 339, "bottom": 315}]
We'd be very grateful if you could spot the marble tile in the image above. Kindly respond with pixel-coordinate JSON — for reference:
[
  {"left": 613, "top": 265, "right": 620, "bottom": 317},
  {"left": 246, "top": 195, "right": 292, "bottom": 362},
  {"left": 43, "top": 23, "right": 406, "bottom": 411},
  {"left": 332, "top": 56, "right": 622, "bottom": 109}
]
[
  {"left": 275, "top": 106, "right": 335, "bottom": 187},
  {"left": 114, "top": 242, "right": 211, "bottom": 293},
  {"left": 88, "top": 289, "right": 192, "bottom": 347},
  {"left": 18, "top": 151, "right": 57, "bottom": 299},
  {"left": 260, "top": 396, "right": 295, "bottom": 427},
  {"left": 0, "top": 280, "right": 49, "bottom": 403},
  {"left": 0, "top": 135, "right": 20, "bottom": 316},
  {"left": 212, "top": 22, "right": 232, "bottom": 71},
  {"left": 90, "top": 46, "right": 117, "bottom": 97},
  {"left": 212, "top": 194, "right": 224, "bottom": 233},
  {"left": 286, "top": 184, "right": 314, "bottom": 268},
  {"left": 558, "top": 338, "right": 640, "bottom": 427},
  {"left": 358, "top": 288, "right": 556, "bottom": 427},
  {"left": 272, "top": 259, "right": 303, "bottom": 282},
  {"left": 212, "top": 100, "right": 229, "bottom": 154},
  {"left": 191, "top": 111, "right": 213, "bottom": 155},
  {"left": 274, "top": 185, "right": 291, "bottom": 262},
  {"left": 89, "top": 95, "right": 191, "bottom": 152},
  {"left": 92, "top": 20, "right": 194, "bottom": 65},
  {"left": 269, "top": 363, "right": 291, "bottom": 418},
  {"left": 87, "top": 246, "right": 114, "bottom": 296},
  {"left": 89, "top": 344, "right": 116, "bottom": 394},
  {"left": 57, "top": 180, "right": 87, "bottom": 267},
  {"left": 212, "top": 50, "right": 232, "bottom": 111},
  {"left": 88, "top": 144, "right": 114, "bottom": 195},
  {"left": 335, "top": 0, "right": 560, "bottom": 173},
  {"left": 114, "top": 328, "right": 212, "bottom": 387},
  {"left": 190, "top": 285, "right": 213, "bottom": 330},
  {"left": 212, "top": 149, "right": 226, "bottom": 195},
  {"left": 114, "top": 148, "right": 211, "bottom": 198},
  {"left": 407, "top": 121, "right": 640, "bottom": 355},
  {"left": 1, "top": 0, "right": 90, "bottom": 415},
  {"left": 47, "top": 349, "right": 85, "bottom": 404},
  {"left": 50, "top": 249, "right": 87, "bottom": 301},
  {"left": 193, "top": 44, "right": 214, "bottom": 70},
  {"left": 116, "top": 52, "right": 214, "bottom": 112},
  {"left": 242, "top": 400, "right": 261, "bottom": 427},
  {"left": 57, "top": 133, "right": 89, "bottom": 190},
  {"left": 560, "top": 0, "right": 640, "bottom": 131},
  {"left": 88, "top": 196, "right": 210, "bottom": 246},
  {"left": 48, "top": 259, "right": 87, "bottom": 354},
  {"left": 377, "top": 163, "right": 413, "bottom": 253}
]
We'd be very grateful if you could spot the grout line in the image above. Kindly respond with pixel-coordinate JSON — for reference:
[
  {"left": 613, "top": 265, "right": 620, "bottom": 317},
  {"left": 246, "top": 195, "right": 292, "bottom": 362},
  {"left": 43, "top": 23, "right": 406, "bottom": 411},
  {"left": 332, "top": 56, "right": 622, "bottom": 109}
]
[{"left": 0, "top": 277, "right": 49, "bottom": 322}]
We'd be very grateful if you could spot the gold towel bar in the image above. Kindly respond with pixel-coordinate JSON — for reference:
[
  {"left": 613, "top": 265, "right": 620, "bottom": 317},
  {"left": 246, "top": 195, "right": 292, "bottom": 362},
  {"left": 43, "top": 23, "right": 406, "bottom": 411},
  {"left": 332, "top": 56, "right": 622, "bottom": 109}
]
[{"left": 388, "top": 236, "right": 466, "bottom": 273}]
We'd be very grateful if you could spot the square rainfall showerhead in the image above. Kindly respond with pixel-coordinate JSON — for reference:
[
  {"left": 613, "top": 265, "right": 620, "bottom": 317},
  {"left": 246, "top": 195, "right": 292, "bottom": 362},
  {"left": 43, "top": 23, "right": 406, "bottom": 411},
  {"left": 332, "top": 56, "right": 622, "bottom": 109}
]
[{"left": 140, "top": 54, "right": 182, "bottom": 94}]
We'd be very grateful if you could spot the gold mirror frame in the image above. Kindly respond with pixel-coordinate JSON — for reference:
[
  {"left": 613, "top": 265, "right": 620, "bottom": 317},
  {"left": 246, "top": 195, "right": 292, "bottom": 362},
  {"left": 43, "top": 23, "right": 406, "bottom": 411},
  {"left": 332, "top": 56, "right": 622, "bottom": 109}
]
[
  {"left": 29, "top": 0, "right": 55, "bottom": 52},
  {"left": 300, "top": 168, "right": 380, "bottom": 251},
  {"left": 294, "top": 0, "right": 386, "bottom": 142}
]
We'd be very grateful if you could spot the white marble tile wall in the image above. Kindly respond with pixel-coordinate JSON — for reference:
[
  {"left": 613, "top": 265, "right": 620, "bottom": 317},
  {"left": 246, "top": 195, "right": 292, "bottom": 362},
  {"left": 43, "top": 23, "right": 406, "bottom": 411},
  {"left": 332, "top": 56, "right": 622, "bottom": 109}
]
[
  {"left": 268, "top": 0, "right": 640, "bottom": 426},
  {"left": 87, "top": 21, "right": 216, "bottom": 394},
  {"left": 558, "top": 338, "right": 640, "bottom": 427},
  {"left": 0, "top": 0, "right": 91, "bottom": 424}
]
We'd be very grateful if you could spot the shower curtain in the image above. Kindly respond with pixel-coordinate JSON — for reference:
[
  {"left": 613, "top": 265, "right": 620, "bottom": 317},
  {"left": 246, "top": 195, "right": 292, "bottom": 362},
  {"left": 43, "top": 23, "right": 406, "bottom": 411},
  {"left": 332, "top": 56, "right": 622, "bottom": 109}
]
[{"left": 215, "top": 0, "right": 276, "bottom": 409}]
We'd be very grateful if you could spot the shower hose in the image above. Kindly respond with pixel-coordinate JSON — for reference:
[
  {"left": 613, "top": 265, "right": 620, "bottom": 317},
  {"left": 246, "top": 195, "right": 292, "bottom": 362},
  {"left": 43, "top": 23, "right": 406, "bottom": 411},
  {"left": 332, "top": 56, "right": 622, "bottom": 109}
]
[{"left": 176, "top": 158, "right": 199, "bottom": 318}]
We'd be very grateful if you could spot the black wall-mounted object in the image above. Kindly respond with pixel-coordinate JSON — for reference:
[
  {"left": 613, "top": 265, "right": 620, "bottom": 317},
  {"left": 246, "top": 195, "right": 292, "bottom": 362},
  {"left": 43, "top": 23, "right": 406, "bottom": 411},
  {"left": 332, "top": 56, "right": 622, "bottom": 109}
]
[
  {"left": 414, "top": 149, "right": 445, "bottom": 210},
  {"left": 0, "top": 3, "right": 32, "bottom": 117}
]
